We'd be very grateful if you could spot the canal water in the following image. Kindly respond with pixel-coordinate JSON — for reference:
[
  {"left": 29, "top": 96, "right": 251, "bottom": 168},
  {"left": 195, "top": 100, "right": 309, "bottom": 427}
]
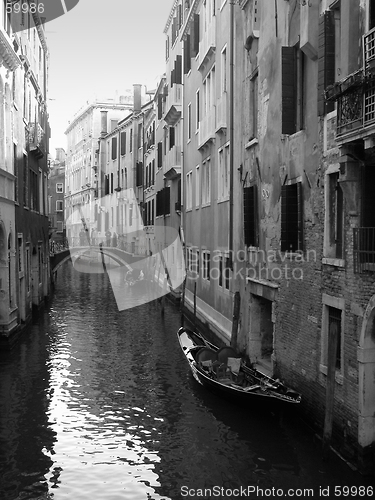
[{"left": 0, "top": 261, "right": 373, "bottom": 500}]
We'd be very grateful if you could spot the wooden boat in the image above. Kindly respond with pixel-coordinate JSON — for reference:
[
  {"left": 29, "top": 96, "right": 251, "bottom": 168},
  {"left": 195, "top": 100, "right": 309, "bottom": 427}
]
[{"left": 177, "top": 327, "right": 301, "bottom": 408}]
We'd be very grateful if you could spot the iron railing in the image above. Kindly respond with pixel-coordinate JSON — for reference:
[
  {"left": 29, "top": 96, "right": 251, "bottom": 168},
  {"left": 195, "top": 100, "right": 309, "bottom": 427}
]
[{"left": 353, "top": 227, "right": 375, "bottom": 273}]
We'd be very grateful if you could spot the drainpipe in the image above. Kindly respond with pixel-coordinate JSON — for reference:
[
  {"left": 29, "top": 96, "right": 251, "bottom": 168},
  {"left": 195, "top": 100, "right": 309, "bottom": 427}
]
[{"left": 229, "top": 0, "right": 234, "bottom": 269}]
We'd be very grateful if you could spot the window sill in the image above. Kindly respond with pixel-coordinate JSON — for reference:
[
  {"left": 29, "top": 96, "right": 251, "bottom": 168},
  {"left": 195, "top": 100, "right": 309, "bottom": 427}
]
[
  {"left": 320, "top": 364, "right": 344, "bottom": 385},
  {"left": 322, "top": 257, "right": 345, "bottom": 268},
  {"left": 201, "top": 202, "right": 211, "bottom": 208},
  {"left": 245, "top": 138, "right": 258, "bottom": 149},
  {"left": 217, "top": 197, "right": 229, "bottom": 204}
]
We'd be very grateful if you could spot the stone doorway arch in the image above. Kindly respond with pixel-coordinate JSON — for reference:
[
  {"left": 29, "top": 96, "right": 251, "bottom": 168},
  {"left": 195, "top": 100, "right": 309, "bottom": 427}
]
[{"left": 358, "top": 294, "right": 375, "bottom": 474}]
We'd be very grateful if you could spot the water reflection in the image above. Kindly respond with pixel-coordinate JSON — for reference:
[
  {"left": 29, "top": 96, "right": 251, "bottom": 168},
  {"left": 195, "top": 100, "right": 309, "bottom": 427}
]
[{"left": 0, "top": 260, "right": 373, "bottom": 500}]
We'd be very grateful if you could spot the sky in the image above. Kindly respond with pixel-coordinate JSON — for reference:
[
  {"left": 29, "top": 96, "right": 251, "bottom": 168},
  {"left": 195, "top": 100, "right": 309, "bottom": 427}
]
[{"left": 46, "top": 0, "right": 174, "bottom": 157}]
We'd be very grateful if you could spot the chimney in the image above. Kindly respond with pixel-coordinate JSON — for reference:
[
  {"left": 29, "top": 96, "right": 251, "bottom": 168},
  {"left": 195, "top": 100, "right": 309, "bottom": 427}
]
[
  {"left": 55, "top": 147, "right": 65, "bottom": 162},
  {"left": 133, "top": 84, "right": 142, "bottom": 113},
  {"left": 100, "top": 110, "right": 108, "bottom": 136}
]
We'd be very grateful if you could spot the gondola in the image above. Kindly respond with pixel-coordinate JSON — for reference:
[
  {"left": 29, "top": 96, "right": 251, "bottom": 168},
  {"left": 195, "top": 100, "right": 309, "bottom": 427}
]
[{"left": 177, "top": 326, "right": 301, "bottom": 408}]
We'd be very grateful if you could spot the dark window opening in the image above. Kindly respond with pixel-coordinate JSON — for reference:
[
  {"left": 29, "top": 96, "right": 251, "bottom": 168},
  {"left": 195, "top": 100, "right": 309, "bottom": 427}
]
[
  {"left": 281, "top": 182, "right": 303, "bottom": 252},
  {"left": 243, "top": 185, "right": 258, "bottom": 247},
  {"left": 328, "top": 306, "right": 342, "bottom": 370}
]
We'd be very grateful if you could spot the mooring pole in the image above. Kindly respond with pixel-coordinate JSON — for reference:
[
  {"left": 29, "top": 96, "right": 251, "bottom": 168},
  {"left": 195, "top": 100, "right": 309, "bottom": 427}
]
[
  {"left": 230, "top": 291, "right": 241, "bottom": 349},
  {"left": 322, "top": 322, "right": 339, "bottom": 460},
  {"left": 193, "top": 281, "right": 197, "bottom": 330},
  {"left": 180, "top": 278, "right": 186, "bottom": 327}
]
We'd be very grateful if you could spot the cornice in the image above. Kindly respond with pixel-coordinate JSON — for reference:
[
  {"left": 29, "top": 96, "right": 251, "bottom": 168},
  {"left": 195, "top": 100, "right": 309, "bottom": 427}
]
[
  {"left": 65, "top": 102, "right": 132, "bottom": 134},
  {"left": 32, "top": 13, "right": 48, "bottom": 54},
  {"left": 164, "top": 0, "right": 180, "bottom": 34},
  {"left": 0, "top": 29, "right": 21, "bottom": 71},
  {"left": 180, "top": 0, "right": 200, "bottom": 41},
  {"left": 238, "top": 0, "right": 251, "bottom": 9}
]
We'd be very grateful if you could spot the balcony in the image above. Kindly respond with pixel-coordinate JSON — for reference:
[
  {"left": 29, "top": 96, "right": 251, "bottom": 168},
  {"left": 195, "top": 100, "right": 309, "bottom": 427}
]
[
  {"left": 197, "top": 17, "right": 216, "bottom": 71},
  {"left": 328, "top": 28, "right": 375, "bottom": 140},
  {"left": 29, "top": 122, "right": 45, "bottom": 159},
  {"left": 0, "top": 30, "right": 20, "bottom": 71},
  {"left": 353, "top": 227, "right": 375, "bottom": 273},
  {"left": 164, "top": 145, "right": 181, "bottom": 180},
  {"left": 164, "top": 84, "right": 182, "bottom": 126},
  {"left": 215, "top": 94, "right": 227, "bottom": 132},
  {"left": 198, "top": 106, "right": 216, "bottom": 150}
]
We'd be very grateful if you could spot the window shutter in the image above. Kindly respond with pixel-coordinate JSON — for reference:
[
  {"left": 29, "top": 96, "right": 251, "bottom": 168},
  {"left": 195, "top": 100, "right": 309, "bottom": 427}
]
[
  {"left": 191, "top": 13, "right": 200, "bottom": 57},
  {"left": 111, "top": 137, "right": 117, "bottom": 160},
  {"left": 158, "top": 142, "right": 163, "bottom": 168},
  {"left": 175, "top": 55, "right": 182, "bottom": 84},
  {"left": 120, "top": 131, "right": 126, "bottom": 155},
  {"left": 169, "top": 127, "right": 175, "bottom": 149},
  {"left": 297, "top": 181, "right": 303, "bottom": 251},
  {"left": 243, "top": 185, "right": 258, "bottom": 247},
  {"left": 136, "top": 162, "right": 143, "bottom": 187},
  {"left": 165, "top": 186, "right": 170, "bottom": 215},
  {"left": 184, "top": 35, "right": 191, "bottom": 74},
  {"left": 281, "top": 183, "right": 302, "bottom": 252},
  {"left": 282, "top": 46, "right": 296, "bottom": 135},
  {"left": 158, "top": 95, "right": 163, "bottom": 120},
  {"left": 178, "top": 4, "right": 182, "bottom": 29},
  {"left": 318, "top": 11, "right": 335, "bottom": 116}
]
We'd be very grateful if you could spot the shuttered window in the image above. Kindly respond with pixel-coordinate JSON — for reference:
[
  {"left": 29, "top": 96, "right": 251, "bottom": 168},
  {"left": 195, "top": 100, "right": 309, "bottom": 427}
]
[
  {"left": 120, "top": 131, "right": 126, "bottom": 155},
  {"left": 282, "top": 46, "right": 297, "bottom": 135},
  {"left": 136, "top": 162, "right": 143, "bottom": 187},
  {"left": 281, "top": 182, "right": 303, "bottom": 252},
  {"left": 157, "top": 142, "right": 163, "bottom": 168},
  {"left": 175, "top": 55, "right": 182, "bottom": 84},
  {"left": 184, "top": 35, "right": 191, "bottom": 74},
  {"left": 169, "top": 127, "right": 175, "bottom": 149},
  {"left": 328, "top": 306, "right": 342, "bottom": 370},
  {"left": 243, "top": 185, "right": 258, "bottom": 247},
  {"left": 156, "top": 187, "right": 171, "bottom": 216},
  {"left": 158, "top": 94, "right": 163, "bottom": 120},
  {"left": 191, "top": 14, "right": 200, "bottom": 57},
  {"left": 318, "top": 11, "right": 335, "bottom": 116},
  {"left": 111, "top": 137, "right": 117, "bottom": 160}
]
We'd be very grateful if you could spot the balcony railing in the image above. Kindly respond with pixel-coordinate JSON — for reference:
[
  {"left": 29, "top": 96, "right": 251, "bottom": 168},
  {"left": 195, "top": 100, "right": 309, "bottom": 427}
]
[
  {"left": 353, "top": 227, "right": 375, "bottom": 273},
  {"left": 165, "top": 144, "right": 181, "bottom": 173},
  {"left": 328, "top": 28, "right": 375, "bottom": 137},
  {"left": 164, "top": 84, "right": 182, "bottom": 126},
  {"left": 216, "top": 94, "right": 227, "bottom": 131},
  {"left": 198, "top": 17, "right": 216, "bottom": 71},
  {"left": 198, "top": 106, "right": 216, "bottom": 149}
]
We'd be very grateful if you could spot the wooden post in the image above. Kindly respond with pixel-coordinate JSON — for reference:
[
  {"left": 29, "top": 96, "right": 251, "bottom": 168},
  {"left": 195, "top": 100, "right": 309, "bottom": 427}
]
[
  {"left": 230, "top": 291, "right": 241, "bottom": 349},
  {"left": 180, "top": 278, "right": 186, "bottom": 327},
  {"left": 193, "top": 281, "right": 197, "bottom": 330},
  {"left": 322, "top": 322, "right": 339, "bottom": 460}
]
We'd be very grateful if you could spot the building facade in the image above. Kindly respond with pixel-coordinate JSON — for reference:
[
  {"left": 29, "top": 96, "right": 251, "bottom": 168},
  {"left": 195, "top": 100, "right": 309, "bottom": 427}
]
[
  {"left": 64, "top": 94, "right": 133, "bottom": 247},
  {"left": 1, "top": 5, "right": 50, "bottom": 344},
  {"left": 48, "top": 148, "right": 66, "bottom": 248},
  {"left": 179, "top": 0, "right": 233, "bottom": 338},
  {"left": 175, "top": 0, "right": 375, "bottom": 474}
]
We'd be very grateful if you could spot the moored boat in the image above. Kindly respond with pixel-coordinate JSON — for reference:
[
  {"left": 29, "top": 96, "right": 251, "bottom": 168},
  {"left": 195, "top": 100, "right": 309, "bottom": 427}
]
[{"left": 177, "top": 327, "right": 301, "bottom": 408}]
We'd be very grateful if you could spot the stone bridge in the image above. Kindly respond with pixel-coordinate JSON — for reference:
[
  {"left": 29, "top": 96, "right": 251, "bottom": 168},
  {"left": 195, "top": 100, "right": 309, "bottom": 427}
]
[{"left": 50, "top": 246, "right": 142, "bottom": 282}]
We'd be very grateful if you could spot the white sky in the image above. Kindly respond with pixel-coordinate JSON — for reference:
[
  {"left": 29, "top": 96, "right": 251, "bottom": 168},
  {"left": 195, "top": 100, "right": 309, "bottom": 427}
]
[{"left": 46, "top": 0, "right": 174, "bottom": 157}]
